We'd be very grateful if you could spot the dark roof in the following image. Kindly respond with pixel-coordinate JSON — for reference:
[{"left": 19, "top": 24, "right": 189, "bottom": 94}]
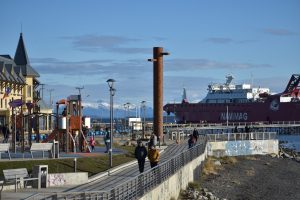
[
  {"left": 14, "top": 33, "right": 40, "bottom": 77},
  {"left": 0, "top": 56, "right": 26, "bottom": 84},
  {"left": 14, "top": 33, "right": 30, "bottom": 66},
  {"left": 0, "top": 55, "right": 12, "bottom": 60}
]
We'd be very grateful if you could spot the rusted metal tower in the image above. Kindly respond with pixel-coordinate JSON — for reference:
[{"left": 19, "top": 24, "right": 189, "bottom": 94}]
[{"left": 148, "top": 47, "right": 169, "bottom": 139}]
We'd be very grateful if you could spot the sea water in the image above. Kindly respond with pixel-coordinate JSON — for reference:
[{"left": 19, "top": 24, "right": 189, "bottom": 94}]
[{"left": 277, "top": 134, "right": 300, "bottom": 152}]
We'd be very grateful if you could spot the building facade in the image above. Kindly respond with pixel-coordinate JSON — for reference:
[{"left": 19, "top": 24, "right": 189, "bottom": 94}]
[{"left": 0, "top": 33, "right": 52, "bottom": 135}]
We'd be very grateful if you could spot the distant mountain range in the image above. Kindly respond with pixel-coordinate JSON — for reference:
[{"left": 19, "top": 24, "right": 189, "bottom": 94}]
[{"left": 82, "top": 102, "right": 155, "bottom": 118}]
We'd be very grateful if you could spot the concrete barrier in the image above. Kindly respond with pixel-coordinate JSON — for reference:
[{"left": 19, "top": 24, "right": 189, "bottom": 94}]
[
  {"left": 207, "top": 139, "right": 278, "bottom": 157},
  {"left": 48, "top": 172, "right": 88, "bottom": 187}
]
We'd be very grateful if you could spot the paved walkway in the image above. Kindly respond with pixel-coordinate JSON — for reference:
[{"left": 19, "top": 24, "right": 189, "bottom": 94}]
[{"left": 2, "top": 138, "right": 202, "bottom": 200}]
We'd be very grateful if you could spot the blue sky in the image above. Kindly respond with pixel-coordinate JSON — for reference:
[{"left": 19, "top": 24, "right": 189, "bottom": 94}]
[{"left": 0, "top": 0, "right": 299, "bottom": 109}]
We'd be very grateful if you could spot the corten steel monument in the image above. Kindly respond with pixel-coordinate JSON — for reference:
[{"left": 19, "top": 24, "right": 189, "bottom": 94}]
[{"left": 148, "top": 47, "right": 169, "bottom": 139}]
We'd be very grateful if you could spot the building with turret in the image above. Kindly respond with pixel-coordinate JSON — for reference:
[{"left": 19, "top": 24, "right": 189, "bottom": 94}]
[{"left": 0, "top": 33, "right": 52, "bottom": 140}]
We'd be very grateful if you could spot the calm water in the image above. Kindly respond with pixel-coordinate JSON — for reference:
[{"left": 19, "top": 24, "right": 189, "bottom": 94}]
[{"left": 278, "top": 134, "right": 300, "bottom": 152}]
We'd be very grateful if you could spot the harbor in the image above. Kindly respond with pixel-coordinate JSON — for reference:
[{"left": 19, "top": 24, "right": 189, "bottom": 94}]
[{"left": 1, "top": 1, "right": 300, "bottom": 199}]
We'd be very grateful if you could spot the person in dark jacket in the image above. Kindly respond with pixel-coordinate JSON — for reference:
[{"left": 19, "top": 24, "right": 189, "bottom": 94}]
[
  {"left": 192, "top": 128, "right": 199, "bottom": 142},
  {"left": 188, "top": 134, "right": 196, "bottom": 148},
  {"left": 135, "top": 140, "right": 148, "bottom": 173}
]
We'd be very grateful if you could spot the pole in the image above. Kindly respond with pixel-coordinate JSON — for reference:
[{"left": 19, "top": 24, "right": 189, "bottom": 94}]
[
  {"left": 109, "top": 89, "right": 113, "bottom": 168},
  {"left": 226, "top": 106, "right": 229, "bottom": 127},
  {"left": 14, "top": 109, "right": 16, "bottom": 153},
  {"left": 153, "top": 47, "right": 163, "bottom": 139}
]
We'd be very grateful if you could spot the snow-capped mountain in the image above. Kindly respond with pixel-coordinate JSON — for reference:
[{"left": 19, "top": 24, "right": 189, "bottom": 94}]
[{"left": 82, "top": 101, "right": 154, "bottom": 118}]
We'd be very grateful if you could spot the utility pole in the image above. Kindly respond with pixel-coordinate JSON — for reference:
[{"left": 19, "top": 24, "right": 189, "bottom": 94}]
[
  {"left": 40, "top": 84, "right": 45, "bottom": 99},
  {"left": 75, "top": 86, "right": 84, "bottom": 96},
  {"left": 48, "top": 89, "right": 54, "bottom": 106}
]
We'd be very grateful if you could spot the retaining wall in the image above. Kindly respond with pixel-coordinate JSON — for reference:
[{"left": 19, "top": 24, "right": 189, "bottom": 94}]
[
  {"left": 140, "top": 139, "right": 278, "bottom": 200},
  {"left": 140, "top": 146, "right": 208, "bottom": 200},
  {"left": 207, "top": 140, "right": 278, "bottom": 157},
  {"left": 48, "top": 172, "right": 88, "bottom": 187}
]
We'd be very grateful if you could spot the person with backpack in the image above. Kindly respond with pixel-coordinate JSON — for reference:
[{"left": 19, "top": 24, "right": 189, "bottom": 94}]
[{"left": 135, "top": 140, "right": 148, "bottom": 173}]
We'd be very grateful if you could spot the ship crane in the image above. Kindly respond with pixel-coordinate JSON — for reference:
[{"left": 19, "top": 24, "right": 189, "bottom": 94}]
[{"left": 282, "top": 74, "right": 300, "bottom": 97}]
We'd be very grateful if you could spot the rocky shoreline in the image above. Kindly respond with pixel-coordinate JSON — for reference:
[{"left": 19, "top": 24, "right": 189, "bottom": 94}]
[{"left": 179, "top": 152, "right": 300, "bottom": 200}]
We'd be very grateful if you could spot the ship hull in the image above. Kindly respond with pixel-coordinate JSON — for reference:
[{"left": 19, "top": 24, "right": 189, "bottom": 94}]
[{"left": 164, "top": 98, "right": 300, "bottom": 123}]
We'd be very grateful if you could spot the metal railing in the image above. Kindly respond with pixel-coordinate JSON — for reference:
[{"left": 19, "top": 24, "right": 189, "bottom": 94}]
[
  {"left": 26, "top": 139, "right": 208, "bottom": 200},
  {"left": 206, "top": 132, "right": 277, "bottom": 142}
]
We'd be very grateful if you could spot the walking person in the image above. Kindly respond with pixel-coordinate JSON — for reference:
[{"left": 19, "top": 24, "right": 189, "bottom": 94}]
[
  {"left": 104, "top": 128, "right": 110, "bottom": 153},
  {"left": 192, "top": 128, "right": 199, "bottom": 142},
  {"left": 3, "top": 124, "right": 9, "bottom": 143},
  {"left": 188, "top": 134, "right": 196, "bottom": 148},
  {"left": 148, "top": 145, "right": 160, "bottom": 168},
  {"left": 89, "top": 136, "right": 95, "bottom": 151},
  {"left": 135, "top": 140, "right": 147, "bottom": 173},
  {"left": 148, "top": 133, "right": 157, "bottom": 149}
]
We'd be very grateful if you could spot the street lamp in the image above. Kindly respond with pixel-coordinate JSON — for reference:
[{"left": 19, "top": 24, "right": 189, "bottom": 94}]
[
  {"left": 141, "top": 101, "right": 146, "bottom": 139},
  {"left": 107, "top": 79, "right": 116, "bottom": 168}
]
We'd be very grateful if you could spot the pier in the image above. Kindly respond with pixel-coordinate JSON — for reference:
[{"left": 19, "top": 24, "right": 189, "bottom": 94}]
[{"left": 163, "top": 121, "right": 300, "bottom": 135}]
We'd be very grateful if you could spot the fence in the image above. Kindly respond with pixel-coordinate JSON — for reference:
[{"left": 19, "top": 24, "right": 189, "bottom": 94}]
[
  {"left": 26, "top": 139, "right": 207, "bottom": 200},
  {"left": 206, "top": 132, "right": 277, "bottom": 142}
]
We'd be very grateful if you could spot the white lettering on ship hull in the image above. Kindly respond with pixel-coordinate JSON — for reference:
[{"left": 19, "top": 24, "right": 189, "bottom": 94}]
[{"left": 220, "top": 112, "right": 248, "bottom": 121}]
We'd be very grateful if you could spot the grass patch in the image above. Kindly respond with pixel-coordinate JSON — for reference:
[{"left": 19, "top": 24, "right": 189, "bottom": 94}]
[
  {"left": 203, "top": 157, "right": 218, "bottom": 176},
  {"left": 188, "top": 182, "right": 200, "bottom": 190},
  {"left": 245, "top": 156, "right": 259, "bottom": 161},
  {"left": 0, "top": 153, "right": 135, "bottom": 177},
  {"left": 220, "top": 156, "right": 238, "bottom": 165}
]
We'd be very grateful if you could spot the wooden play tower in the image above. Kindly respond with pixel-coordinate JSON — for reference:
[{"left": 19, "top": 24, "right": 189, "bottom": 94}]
[{"left": 53, "top": 95, "right": 91, "bottom": 153}]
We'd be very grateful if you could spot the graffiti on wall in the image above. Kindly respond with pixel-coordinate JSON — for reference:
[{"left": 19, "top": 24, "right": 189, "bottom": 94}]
[
  {"left": 225, "top": 141, "right": 265, "bottom": 156},
  {"left": 48, "top": 174, "right": 66, "bottom": 186}
]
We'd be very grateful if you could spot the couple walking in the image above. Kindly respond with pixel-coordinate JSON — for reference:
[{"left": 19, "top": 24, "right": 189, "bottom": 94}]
[{"left": 135, "top": 138, "right": 160, "bottom": 173}]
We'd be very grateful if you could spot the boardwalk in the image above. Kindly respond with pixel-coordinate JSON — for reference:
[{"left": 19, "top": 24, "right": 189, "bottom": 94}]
[{"left": 2, "top": 137, "right": 205, "bottom": 200}]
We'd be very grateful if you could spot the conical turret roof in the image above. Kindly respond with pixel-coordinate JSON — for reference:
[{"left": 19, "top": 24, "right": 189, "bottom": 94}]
[
  {"left": 14, "top": 33, "right": 39, "bottom": 77},
  {"left": 14, "top": 33, "right": 29, "bottom": 66}
]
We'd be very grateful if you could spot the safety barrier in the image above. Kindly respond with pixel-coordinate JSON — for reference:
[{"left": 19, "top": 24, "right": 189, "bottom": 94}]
[{"left": 206, "top": 132, "right": 277, "bottom": 142}]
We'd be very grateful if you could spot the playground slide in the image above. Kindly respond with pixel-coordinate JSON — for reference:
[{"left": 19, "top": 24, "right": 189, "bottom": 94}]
[{"left": 42, "top": 130, "right": 61, "bottom": 143}]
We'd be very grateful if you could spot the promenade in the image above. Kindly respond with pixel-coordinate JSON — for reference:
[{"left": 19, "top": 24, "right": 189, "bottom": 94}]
[{"left": 2, "top": 137, "right": 200, "bottom": 200}]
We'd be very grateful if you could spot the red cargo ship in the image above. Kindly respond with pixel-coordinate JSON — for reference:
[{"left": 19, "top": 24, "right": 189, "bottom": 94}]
[{"left": 164, "top": 74, "right": 300, "bottom": 123}]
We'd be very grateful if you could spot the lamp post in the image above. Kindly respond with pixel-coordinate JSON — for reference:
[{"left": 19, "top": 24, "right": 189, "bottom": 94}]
[
  {"left": 141, "top": 101, "right": 146, "bottom": 139},
  {"left": 107, "top": 79, "right": 116, "bottom": 168}
]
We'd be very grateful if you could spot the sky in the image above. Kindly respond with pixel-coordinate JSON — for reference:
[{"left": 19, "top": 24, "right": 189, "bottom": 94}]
[{"left": 0, "top": 0, "right": 299, "bottom": 109}]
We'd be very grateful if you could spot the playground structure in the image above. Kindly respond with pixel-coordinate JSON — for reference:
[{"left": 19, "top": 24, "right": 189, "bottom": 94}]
[
  {"left": 8, "top": 98, "right": 49, "bottom": 153},
  {"left": 7, "top": 94, "right": 91, "bottom": 155},
  {"left": 45, "top": 95, "right": 91, "bottom": 153}
]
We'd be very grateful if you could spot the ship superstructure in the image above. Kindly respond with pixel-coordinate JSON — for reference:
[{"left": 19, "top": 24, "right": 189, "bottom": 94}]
[
  {"left": 164, "top": 74, "right": 300, "bottom": 123},
  {"left": 201, "top": 75, "right": 270, "bottom": 104}
]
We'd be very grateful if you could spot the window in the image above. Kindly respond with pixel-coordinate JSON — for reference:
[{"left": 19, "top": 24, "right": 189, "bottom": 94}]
[{"left": 27, "top": 85, "right": 31, "bottom": 97}]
